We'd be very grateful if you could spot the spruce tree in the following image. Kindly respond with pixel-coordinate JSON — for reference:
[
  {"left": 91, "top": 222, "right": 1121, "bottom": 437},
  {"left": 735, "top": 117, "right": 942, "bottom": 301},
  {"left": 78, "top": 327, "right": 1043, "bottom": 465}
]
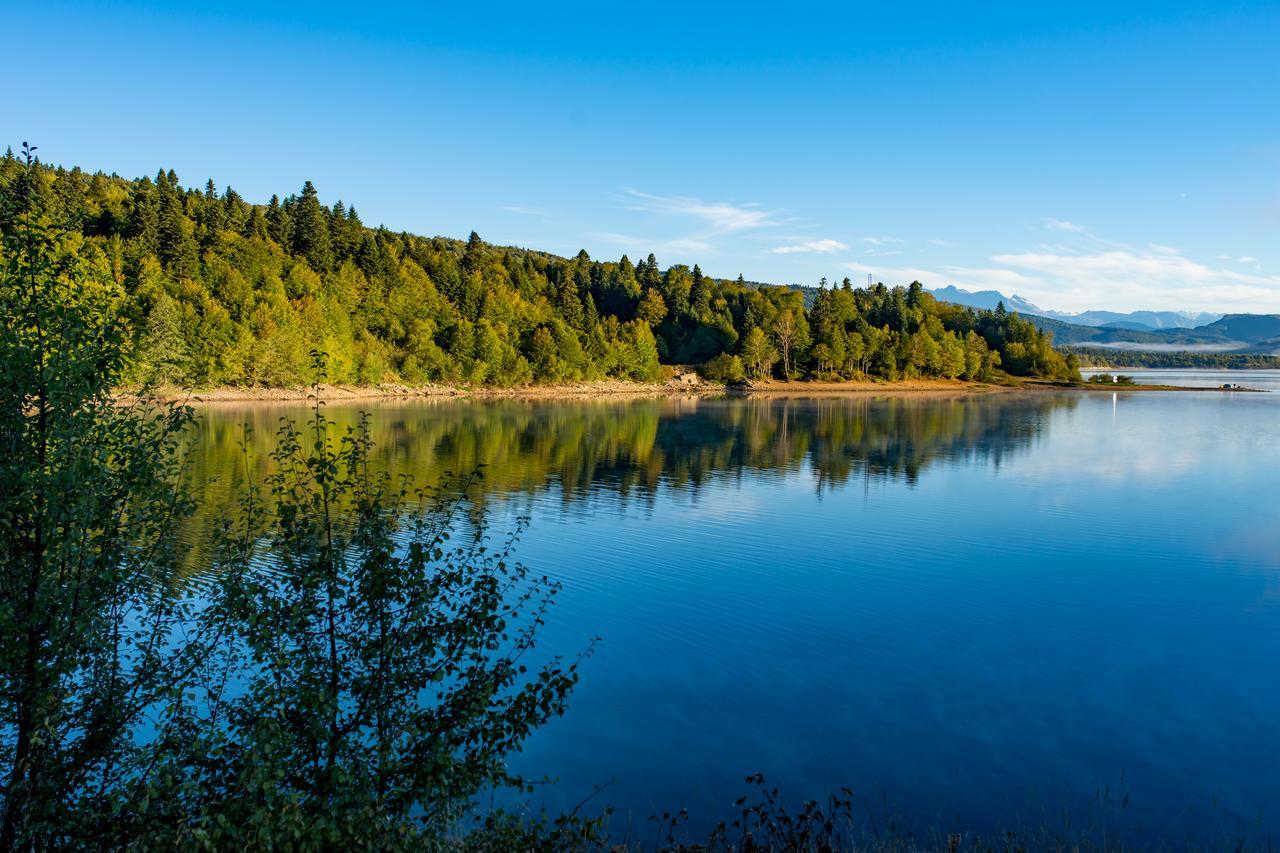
[
  {"left": 155, "top": 178, "right": 198, "bottom": 277},
  {"left": 462, "top": 229, "right": 485, "bottom": 274},
  {"left": 128, "top": 178, "right": 159, "bottom": 255},
  {"left": 265, "top": 194, "right": 291, "bottom": 245},
  {"left": 290, "top": 180, "right": 333, "bottom": 272},
  {"left": 690, "top": 264, "right": 709, "bottom": 318}
]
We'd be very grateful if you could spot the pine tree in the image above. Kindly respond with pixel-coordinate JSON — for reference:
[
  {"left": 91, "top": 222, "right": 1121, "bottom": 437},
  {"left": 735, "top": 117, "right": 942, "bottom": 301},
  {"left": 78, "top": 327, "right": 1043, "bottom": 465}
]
[
  {"left": 128, "top": 178, "right": 159, "bottom": 254},
  {"left": 221, "top": 187, "right": 248, "bottom": 233},
  {"left": 266, "top": 194, "right": 291, "bottom": 246},
  {"left": 290, "top": 180, "right": 333, "bottom": 271},
  {"left": 156, "top": 177, "right": 198, "bottom": 277},
  {"left": 462, "top": 230, "right": 485, "bottom": 275},
  {"left": 244, "top": 206, "right": 268, "bottom": 240},
  {"left": 640, "top": 253, "right": 661, "bottom": 291},
  {"left": 198, "top": 179, "right": 225, "bottom": 247},
  {"left": 690, "top": 264, "right": 710, "bottom": 318}
]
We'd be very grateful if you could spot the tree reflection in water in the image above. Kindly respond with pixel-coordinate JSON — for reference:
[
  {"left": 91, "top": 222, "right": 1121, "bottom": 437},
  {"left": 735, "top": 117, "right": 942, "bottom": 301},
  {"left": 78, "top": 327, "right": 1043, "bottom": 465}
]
[{"left": 175, "top": 393, "right": 1077, "bottom": 578}]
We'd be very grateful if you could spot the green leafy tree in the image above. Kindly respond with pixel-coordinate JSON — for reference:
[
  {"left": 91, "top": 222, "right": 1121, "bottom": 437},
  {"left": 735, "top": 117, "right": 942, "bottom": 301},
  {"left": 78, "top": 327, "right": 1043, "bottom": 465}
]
[
  {"left": 128, "top": 367, "right": 591, "bottom": 847},
  {"left": 0, "top": 144, "right": 209, "bottom": 848},
  {"left": 740, "top": 326, "right": 777, "bottom": 380},
  {"left": 636, "top": 287, "right": 667, "bottom": 326},
  {"left": 771, "top": 307, "right": 807, "bottom": 379}
]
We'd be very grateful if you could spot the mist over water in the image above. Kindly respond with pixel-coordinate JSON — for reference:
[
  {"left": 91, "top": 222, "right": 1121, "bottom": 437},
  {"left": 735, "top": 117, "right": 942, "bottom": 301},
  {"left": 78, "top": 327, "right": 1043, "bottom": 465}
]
[{"left": 188, "top": 380, "right": 1280, "bottom": 844}]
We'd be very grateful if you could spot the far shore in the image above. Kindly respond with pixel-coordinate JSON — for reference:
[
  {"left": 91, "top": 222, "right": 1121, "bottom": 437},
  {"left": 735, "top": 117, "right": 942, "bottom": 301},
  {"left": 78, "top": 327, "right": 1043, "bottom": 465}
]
[{"left": 125, "top": 376, "right": 1255, "bottom": 405}]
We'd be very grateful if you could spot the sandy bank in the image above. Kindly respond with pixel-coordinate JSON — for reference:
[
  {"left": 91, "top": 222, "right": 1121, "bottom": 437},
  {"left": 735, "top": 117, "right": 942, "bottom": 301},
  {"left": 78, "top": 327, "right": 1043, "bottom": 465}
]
[{"left": 129, "top": 376, "right": 1246, "bottom": 405}]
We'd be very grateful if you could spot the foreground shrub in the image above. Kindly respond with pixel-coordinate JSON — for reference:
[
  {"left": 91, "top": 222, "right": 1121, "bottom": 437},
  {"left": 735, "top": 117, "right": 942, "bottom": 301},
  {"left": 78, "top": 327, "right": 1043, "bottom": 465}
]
[
  {"left": 114, "top": 368, "right": 595, "bottom": 848},
  {"left": 0, "top": 143, "right": 210, "bottom": 847}
]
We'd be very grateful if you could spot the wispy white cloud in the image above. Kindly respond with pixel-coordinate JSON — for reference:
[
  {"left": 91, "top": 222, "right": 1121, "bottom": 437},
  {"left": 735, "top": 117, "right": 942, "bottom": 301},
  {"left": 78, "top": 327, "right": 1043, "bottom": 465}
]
[
  {"left": 1043, "top": 217, "right": 1088, "bottom": 233},
  {"left": 620, "top": 189, "right": 777, "bottom": 233},
  {"left": 766, "top": 238, "right": 848, "bottom": 255},
  {"left": 844, "top": 235, "right": 1280, "bottom": 313},
  {"left": 990, "top": 248, "right": 1280, "bottom": 312},
  {"left": 502, "top": 205, "right": 550, "bottom": 217},
  {"left": 845, "top": 261, "right": 1040, "bottom": 294},
  {"left": 930, "top": 219, "right": 1279, "bottom": 311},
  {"left": 589, "top": 231, "right": 715, "bottom": 259},
  {"left": 593, "top": 192, "right": 1277, "bottom": 312}
]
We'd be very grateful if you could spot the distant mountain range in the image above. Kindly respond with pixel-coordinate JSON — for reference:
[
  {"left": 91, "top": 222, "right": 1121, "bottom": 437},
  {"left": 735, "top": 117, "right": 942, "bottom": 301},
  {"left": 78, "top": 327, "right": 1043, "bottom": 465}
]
[
  {"left": 927, "top": 286, "right": 1280, "bottom": 355},
  {"left": 927, "top": 286, "right": 1220, "bottom": 330},
  {"left": 926, "top": 286, "right": 1044, "bottom": 317},
  {"left": 1025, "top": 313, "right": 1280, "bottom": 354}
]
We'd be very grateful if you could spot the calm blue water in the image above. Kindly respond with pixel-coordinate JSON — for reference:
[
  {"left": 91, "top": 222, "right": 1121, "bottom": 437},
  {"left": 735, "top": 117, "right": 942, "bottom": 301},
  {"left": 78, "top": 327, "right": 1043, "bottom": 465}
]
[
  {"left": 1081, "top": 368, "right": 1280, "bottom": 391},
  {"left": 193, "top": 376, "right": 1280, "bottom": 845}
]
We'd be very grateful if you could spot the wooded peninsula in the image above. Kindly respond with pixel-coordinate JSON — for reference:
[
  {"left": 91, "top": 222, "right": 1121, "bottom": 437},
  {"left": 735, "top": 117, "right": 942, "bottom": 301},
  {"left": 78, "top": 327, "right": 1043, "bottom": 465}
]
[{"left": 0, "top": 153, "right": 1080, "bottom": 390}]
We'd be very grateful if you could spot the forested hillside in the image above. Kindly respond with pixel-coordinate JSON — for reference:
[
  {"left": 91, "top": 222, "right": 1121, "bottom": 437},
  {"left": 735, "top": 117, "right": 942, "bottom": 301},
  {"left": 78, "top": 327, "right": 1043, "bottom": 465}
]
[
  {"left": 0, "top": 152, "right": 1079, "bottom": 387},
  {"left": 1021, "top": 310, "right": 1280, "bottom": 353}
]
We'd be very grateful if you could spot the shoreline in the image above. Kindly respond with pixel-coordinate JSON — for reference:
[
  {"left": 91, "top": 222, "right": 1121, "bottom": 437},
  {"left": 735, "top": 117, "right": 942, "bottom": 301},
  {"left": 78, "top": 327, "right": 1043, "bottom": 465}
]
[{"left": 126, "top": 376, "right": 1252, "bottom": 405}]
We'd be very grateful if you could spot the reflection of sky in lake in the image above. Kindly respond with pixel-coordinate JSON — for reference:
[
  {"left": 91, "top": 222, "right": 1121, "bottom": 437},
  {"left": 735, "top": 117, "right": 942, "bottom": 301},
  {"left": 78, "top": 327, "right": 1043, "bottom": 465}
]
[{"left": 191, "top": 377, "right": 1280, "bottom": 845}]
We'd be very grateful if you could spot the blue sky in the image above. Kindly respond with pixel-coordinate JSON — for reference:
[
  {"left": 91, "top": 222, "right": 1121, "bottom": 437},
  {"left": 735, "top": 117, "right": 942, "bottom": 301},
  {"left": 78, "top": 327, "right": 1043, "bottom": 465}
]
[{"left": 6, "top": 1, "right": 1279, "bottom": 313}]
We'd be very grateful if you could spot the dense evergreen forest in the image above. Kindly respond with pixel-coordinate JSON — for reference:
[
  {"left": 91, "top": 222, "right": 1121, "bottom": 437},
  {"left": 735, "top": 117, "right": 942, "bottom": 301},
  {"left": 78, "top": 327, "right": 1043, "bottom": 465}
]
[{"left": 0, "top": 152, "right": 1079, "bottom": 387}]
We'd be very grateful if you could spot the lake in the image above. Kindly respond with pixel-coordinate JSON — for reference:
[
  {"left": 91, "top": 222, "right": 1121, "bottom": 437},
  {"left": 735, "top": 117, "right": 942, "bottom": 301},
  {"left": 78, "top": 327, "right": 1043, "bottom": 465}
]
[
  {"left": 1080, "top": 367, "right": 1280, "bottom": 391},
  {"left": 188, "top": 376, "right": 1280, "bottom": 846}
]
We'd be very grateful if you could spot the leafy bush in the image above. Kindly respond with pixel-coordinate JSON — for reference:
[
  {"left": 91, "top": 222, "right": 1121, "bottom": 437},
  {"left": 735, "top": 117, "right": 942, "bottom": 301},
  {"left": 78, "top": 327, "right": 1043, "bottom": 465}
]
[
  {"left": 111, "top": 366, "right": 595, "bottom": 848},
  {"left": 701, "top": 352, "right": 746, "bottom": 382},
  {"left": 0, "top": 143, "right": 209, "bottom": 847}
]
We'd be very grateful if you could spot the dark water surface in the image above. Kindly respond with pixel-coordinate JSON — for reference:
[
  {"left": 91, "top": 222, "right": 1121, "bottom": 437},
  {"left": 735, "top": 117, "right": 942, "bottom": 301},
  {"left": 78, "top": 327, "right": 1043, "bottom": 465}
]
[{"left": 189, "top": 379, "right": 1280, "bottom": 844}]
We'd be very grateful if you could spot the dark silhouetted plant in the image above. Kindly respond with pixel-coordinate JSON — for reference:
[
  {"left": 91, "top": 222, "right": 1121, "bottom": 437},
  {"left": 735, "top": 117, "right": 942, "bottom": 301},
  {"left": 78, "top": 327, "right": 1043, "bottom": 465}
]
[
  {"left": 119, "top": 357, "right": 596, "bottom": 848},
  {"left": 0, "top": 142, "right": 210, "bottom": 847}
]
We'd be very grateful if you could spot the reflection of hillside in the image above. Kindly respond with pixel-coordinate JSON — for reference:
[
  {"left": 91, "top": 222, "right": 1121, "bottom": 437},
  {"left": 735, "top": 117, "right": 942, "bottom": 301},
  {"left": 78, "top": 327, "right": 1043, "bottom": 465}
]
[
  {"left": 644, "top": 395, "right": 1073, "bottom": 491},
  {"left": 796, "top": 395, "right": 1069, "bottom": 489},
  {"left": 178, "top": 394, "right": 1075, "bottom": 575}
]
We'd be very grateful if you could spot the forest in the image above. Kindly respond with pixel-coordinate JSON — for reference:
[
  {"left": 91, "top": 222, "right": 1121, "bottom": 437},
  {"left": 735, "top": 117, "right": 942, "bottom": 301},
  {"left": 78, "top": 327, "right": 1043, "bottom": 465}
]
[
  {"left": 1068, "top": 347, "right": 1280, "bottom": 370},
  {"left": 0, "top": 151, "right": 1080, "bottom": 388}
]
